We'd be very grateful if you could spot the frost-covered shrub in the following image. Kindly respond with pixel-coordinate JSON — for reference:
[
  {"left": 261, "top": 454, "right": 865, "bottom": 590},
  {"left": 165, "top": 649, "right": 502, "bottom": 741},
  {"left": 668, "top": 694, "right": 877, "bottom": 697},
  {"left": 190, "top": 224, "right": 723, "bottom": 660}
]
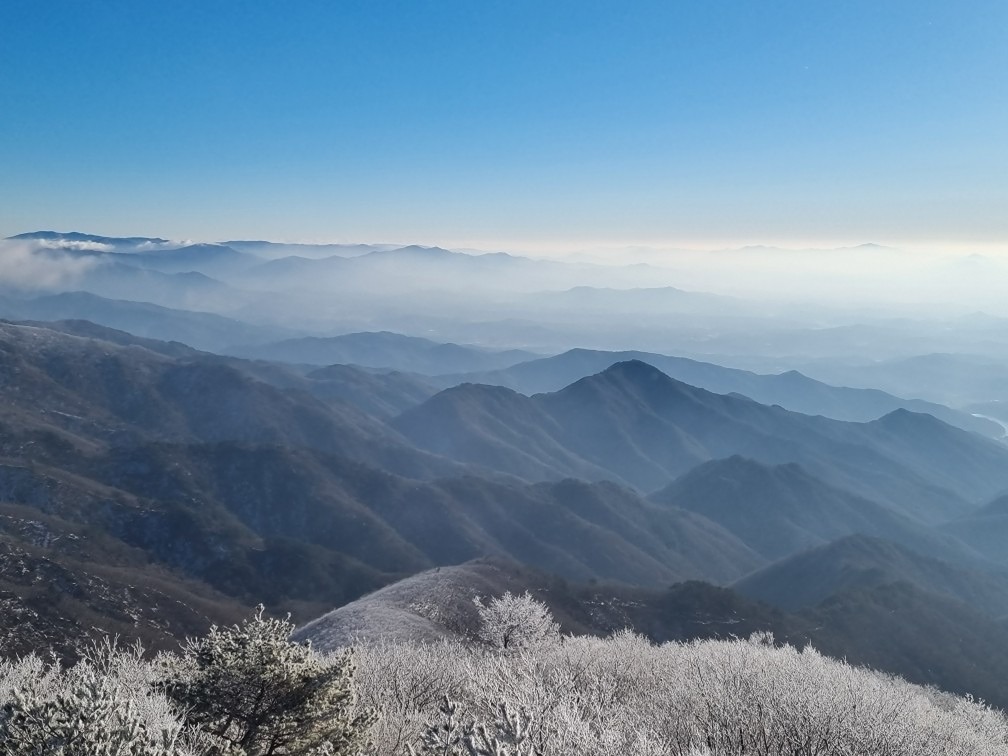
[
  {"left": 0, "top": 608, "right": 374, "bottom": 756},
  {"left": 0, "top": 639, "right": 192, "bottom": 756},
  {"left": 472, "top": 592, "right": 559, "bottom": 652},
  {"left": 351, "top": 626, "right": 1008, "bottom": 756},
  {"left": 354, "top": 638, "right": 472, "bottom": 756},
  {"left": 408, "top": 697, "right": 539, "bottom": 756},
  {"left": 158, "top": 605, "right": 373, "bottom": 755}
]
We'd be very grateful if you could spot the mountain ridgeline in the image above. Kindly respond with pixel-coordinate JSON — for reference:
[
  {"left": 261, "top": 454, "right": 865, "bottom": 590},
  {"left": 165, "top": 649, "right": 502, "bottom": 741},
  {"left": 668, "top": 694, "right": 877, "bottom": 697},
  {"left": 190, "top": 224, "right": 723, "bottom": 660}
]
[{"left": 395, "top": 359, "right": 1008, "bottom": 518}]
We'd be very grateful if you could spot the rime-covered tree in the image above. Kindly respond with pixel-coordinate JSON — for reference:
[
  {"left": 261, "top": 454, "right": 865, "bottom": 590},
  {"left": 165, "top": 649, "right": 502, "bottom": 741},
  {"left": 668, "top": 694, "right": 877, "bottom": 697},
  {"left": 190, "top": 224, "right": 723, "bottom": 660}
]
[
  {"left": 0, "top": 640, "right": 192, "bottom": 756},
  {"left": 158, "top": 606, "right": 372, "bottom": 755},
  {"left": 473, "top": 592, "right": 559, "bottom": 652}
]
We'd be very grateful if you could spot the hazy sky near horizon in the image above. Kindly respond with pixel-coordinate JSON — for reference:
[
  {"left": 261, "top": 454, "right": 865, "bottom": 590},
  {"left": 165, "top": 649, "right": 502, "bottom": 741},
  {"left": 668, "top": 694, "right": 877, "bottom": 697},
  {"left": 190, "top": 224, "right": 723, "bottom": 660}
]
[{"left": 2, "top": 1, "right": 1006, "bottom": 252}]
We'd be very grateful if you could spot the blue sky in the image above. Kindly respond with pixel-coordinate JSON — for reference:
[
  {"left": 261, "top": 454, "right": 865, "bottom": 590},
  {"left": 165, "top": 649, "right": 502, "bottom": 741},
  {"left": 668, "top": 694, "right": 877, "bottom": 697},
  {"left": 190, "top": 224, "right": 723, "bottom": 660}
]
[{"left": 1, "top": 1, "right": 1005, "bottom": 251}]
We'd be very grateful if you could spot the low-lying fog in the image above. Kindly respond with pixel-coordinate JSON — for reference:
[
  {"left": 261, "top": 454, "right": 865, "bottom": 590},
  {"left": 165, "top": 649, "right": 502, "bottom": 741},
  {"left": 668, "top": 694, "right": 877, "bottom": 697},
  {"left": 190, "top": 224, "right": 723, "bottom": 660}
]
[{"left": 2, "top": 231, "right": 1007, "bottom": 410}]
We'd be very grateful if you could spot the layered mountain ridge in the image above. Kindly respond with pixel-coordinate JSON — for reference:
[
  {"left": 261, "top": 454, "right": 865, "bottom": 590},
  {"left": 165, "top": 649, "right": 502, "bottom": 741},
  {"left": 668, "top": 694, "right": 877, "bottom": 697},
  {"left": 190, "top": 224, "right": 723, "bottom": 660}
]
[{"left": 396, "top": 359, "right": 1008, "bottom": 520}]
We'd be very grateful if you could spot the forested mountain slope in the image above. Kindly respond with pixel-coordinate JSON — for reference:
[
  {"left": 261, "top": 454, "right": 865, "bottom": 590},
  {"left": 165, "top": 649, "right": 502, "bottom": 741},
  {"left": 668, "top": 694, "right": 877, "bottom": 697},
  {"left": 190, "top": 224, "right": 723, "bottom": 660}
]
[
  {"left": 397, "top": 360, "right": 1008, "bottom": 520},
  {"left": 651, "top": 456, "right": 984, "bottom": 564}
]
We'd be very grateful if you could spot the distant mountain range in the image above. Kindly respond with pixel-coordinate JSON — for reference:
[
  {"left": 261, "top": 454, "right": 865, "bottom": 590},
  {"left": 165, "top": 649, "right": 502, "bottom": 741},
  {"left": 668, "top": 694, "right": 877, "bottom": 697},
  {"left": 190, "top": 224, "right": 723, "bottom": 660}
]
[
  {"left": 0, "top": 230, "right": 715, "bottom": 300},
  {"left": 227, "top": 331, "right": 539, "bottom": 373},
  {"left": 437, "top": 347, "right": 998, "bottom": 437},
  {"left": 231, "top": 244, "right": 566, "bottom": 294},
  {"left": 803, "top": 352, "right": 1008, "bottom": 408},
  {"left": 105, "top": 243, "right": 261, "bottom": 277},
  {"left": 0, "top": 276, "right": 997, "bottom": 439},
  {"left": 395, "top": 360, "right": 1008, "bottom": 517},
  {"left": 223, "top": 240, "right": 393, "bottom": 259},
  {"left": 8, "top": 231, "right": 1008, "bottom": 403},
  {"left": 9, "top": 231, "right": 172, "bottom": 248},
  {"left": 0, "top": 291, "right": 295, "bottom": 352}
]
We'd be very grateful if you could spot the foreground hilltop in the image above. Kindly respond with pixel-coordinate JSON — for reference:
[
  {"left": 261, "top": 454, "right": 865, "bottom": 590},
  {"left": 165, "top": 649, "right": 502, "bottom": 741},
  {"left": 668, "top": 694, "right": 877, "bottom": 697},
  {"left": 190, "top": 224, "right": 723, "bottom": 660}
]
[
  {"left": 5, "top": 594, "right": 1008, "bottom": 756},
  {"left": 298, "top": 555, "right": 1008, "bottom": 711}
]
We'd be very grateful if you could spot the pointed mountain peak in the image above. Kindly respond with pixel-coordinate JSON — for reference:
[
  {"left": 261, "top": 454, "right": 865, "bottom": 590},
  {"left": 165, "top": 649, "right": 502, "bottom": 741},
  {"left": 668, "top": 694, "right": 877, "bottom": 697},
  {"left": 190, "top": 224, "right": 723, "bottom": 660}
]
[
  {"left": 563, "top": 359, "right": 692, "bottom": 397},
  {"left": 416, "top": 381, "right": 530, "bottom": 412},
  {"left": 551, "top": 359, "right": 724, "bottom": 414},
  {"left": 600, "top": 359, "right": 671, "bottom": 382},
  {"left": 777, "top": 369, "right": 811, "bottom": 383}
]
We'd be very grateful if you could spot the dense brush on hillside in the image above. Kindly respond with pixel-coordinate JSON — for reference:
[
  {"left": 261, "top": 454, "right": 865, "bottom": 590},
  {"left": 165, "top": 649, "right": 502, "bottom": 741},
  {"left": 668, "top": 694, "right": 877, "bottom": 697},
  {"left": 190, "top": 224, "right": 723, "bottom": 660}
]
[
  {"left": 3, "top": 599, "right": 1008, "bottom": 756},
  {"left": 358, "top": 631, "right": 1008, "bottom": 756}
]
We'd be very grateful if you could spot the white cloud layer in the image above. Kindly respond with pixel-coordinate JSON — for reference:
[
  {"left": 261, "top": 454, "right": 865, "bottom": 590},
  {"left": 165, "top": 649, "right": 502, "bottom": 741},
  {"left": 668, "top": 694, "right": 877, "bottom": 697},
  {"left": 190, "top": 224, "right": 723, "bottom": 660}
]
[{"left": 0, "top": 240, "right": 101, "bottom": 290}]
